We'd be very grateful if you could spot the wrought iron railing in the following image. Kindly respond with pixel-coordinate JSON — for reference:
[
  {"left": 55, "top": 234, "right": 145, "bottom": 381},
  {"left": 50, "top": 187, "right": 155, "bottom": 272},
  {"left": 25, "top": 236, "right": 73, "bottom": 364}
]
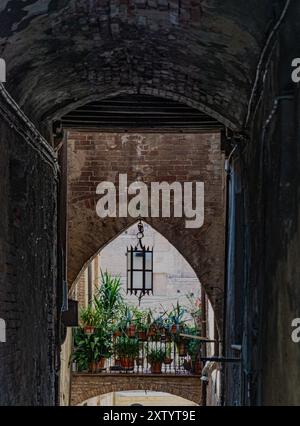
[{"left": 73, "top": 333, "right": 202, "bottom": 376}]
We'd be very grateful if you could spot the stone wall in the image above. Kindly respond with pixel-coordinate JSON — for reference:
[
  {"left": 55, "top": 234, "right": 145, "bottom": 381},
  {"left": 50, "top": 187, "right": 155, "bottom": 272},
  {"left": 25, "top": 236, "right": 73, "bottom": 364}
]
[
  {"left": 71, "top": 373, "right": 201, "bottom": 406},
  {"left": 0, "top": 90, "right": 58, "bottom": 405}
]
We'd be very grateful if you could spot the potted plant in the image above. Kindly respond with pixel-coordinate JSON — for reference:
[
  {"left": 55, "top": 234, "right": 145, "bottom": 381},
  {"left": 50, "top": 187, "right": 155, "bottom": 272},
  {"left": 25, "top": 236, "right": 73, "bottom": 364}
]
[
  {"left": 134, "top": 309, "right": 149, "bottom": 341},
  {"left": 71, "top": 329, "right": 89, "bottom": 372},
  {"left": 114, "top": 336, "right": 140, "bottom": 369},
  {"left": 80, "top": 305, "right": 100, "bottom": 335},
  {"left": 168, "top": 302, "right": 186, "bottom": 335},
  {"left": 147, "top": 348, "right": 165, "bottom": 374},
  {"left": 94, "top": 271, "right": 124, "bottom": 324},
  {"left": 71, "top": 331, "right": 108, "bottom": 373},
  {"left": 121, "top": 306, "right": 136, "bottom": 338},
  {"left": 137, "top": 323, "right": 148, "bottom": 341}
]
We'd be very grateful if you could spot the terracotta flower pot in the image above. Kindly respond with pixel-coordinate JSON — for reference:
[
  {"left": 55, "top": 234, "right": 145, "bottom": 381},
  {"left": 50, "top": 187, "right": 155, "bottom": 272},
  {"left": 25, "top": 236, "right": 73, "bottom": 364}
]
[
  {"left": 113, "top": 330, "right": 121, "bottom": 338},
  {"left": 150, "top": 361, "right": 162, "bottom": 374},
  {"left": 138, "top": 331, "right": 148, "bottom": 341},
  {"left": 96, "top": 357, "right": 106, "bottom": 371},
  {"left": 88, "top": 361, "right": 97, "bottom": 373},
  {"left": 126, "top": 324, "right": 136, "bottom": 338},
  {"left": 148, "top": 325, "right": 157, "bottom": 336},
  {"left": 84, "top": 325, "right": 95, "bottom": 335},
  {"left": 120, "top": 357, "right": 134, "bottom": 369},
  {"left": 163, "top": 357, "right": 173, "bottom": 365},
  {"left": 170, "top": 324, "right": 178, "bottom": 334}
]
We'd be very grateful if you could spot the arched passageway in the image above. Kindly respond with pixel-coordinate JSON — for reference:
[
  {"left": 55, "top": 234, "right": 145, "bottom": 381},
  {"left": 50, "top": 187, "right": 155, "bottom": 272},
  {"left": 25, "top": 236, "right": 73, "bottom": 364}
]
[
  {"left": 1, "top": 0, "right": 300, "bottom": 408},
  {"left": 72, "top": 382, "right": 201, "bottom": 407},
  {"left": 61, "top": 221, "right": 218, "bottom": 406}
]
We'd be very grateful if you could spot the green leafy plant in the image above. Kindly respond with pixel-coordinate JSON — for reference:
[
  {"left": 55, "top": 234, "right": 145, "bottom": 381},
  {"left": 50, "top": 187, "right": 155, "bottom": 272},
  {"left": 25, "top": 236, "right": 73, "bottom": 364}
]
[
  {"left": 94, "top": 271, "right": 124, "bottom": 324},
  {"left": 71, "top": 328, "right": 111, "bottom": 372},
  {"left": 187, "top": 339, "right": 201, "bottom": 362},
  {"left": 114, "top": 336, "right": 140, "bottom": 359},
  {"left": 147, "top": 348, "right": 166, "bottom": 364},
  {"left": 80, "top": 305, "right": 101, "bottom": 328}
]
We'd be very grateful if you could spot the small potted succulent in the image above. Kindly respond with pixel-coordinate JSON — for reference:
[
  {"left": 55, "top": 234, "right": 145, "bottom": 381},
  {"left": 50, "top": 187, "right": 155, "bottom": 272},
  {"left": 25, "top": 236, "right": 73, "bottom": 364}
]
[{"left": 147, "top": 348, "right": 165, "bottom": 374}]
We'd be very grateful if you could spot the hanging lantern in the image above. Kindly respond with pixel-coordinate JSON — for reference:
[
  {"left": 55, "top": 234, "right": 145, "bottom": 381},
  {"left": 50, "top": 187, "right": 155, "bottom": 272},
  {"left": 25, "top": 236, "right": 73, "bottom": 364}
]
[{"left": 127, "top": 219, "right": 153, "bottom": 299}]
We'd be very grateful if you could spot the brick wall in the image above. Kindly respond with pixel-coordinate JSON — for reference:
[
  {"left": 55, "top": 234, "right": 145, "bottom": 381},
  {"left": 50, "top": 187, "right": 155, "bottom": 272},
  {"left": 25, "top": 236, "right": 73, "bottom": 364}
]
[
  {"left": 67, "top": 131, "right": 225, "bottom": 327},
  {"left": 71, "top": 373, "right": 201, "bottom": 405},
  {"left": 0, "top": 94, "right": 58, "bottom": 405}
]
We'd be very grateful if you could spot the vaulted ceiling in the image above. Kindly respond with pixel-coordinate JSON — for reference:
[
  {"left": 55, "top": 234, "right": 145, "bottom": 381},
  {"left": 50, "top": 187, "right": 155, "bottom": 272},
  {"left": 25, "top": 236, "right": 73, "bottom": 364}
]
[{"left": 0, "top": 0, "right": 273, "bottom": 132}]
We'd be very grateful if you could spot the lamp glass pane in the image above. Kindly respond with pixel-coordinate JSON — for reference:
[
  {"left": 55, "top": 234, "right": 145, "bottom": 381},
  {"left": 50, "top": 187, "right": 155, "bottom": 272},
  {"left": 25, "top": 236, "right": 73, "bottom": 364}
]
[
  {"left": 145, "top": 272, "right": 152, "bottom": 290},
  {"left": 133, "top": 251, "right": 143, "bottom": 269},
  {"left": 132, "top": 271, "right": 143, "bottom": 289},
  {"left": 145, "top": 252, "right": 152, "bottom": 270}
]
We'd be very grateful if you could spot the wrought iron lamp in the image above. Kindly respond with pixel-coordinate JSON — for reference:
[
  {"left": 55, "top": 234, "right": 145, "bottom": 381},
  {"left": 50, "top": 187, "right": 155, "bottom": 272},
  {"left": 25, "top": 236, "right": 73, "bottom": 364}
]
[{"left": 127, "top": 219, "right": 153, "bottom": 304}]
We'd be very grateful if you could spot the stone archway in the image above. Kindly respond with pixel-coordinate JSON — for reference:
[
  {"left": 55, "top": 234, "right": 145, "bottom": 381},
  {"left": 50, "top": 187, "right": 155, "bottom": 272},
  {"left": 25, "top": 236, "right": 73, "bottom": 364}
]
[{"left": 70, "top": 373, "right": 201, "bottom": 406}]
